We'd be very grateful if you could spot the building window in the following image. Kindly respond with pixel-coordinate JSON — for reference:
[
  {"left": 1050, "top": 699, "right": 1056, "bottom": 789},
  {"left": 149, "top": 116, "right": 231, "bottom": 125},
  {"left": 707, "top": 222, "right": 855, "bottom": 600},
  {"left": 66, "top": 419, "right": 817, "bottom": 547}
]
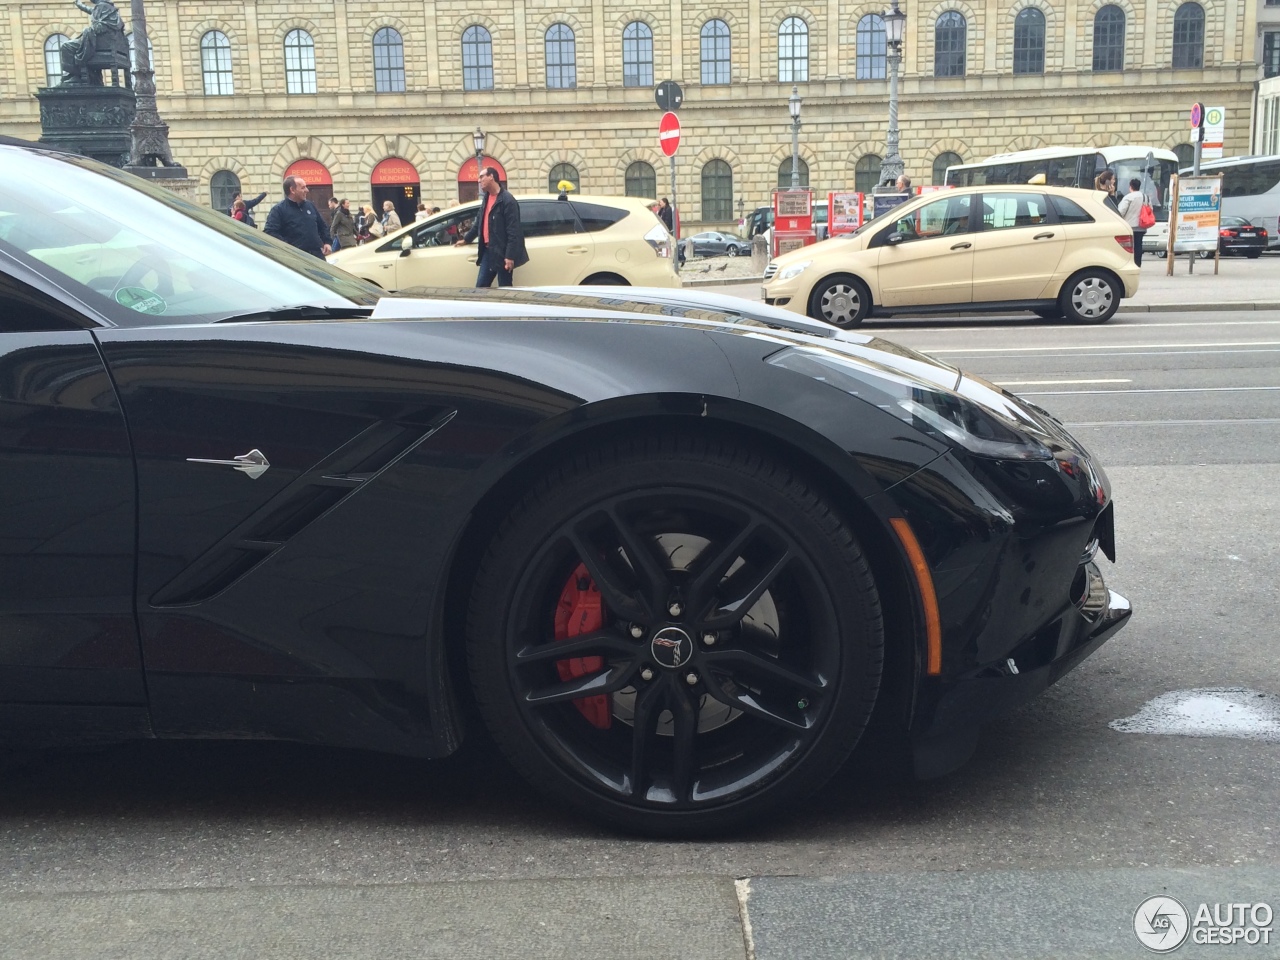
[
  {"left": 1172, "top": 143, "right": 1195, "bottom": 167},
  {"left": 856, "top": 15, "right": 886, "bottom": 80},
  {"left": 1092, "top": 6, "right": 1125, "bottom": 72},
  {"left": 1013, "top": 8, "right": 1045, "bottom": 75},
  {"left": 200, "top": 31, "right": 233, "bottom": 95},
  {"left": 545, "top": 23, "right": 576, "bottom": 89},
  {"left": 855, "top": 155, "right": 882, "bottom": 193},
  {"left": 701, "top": 159, "right": 733, "bottom": 220},
  {"left": 932, "top": 151, "right": 963, "bottom": 185},
  {"left": 284, "top": 29, "right": 316, "bottom": 94},
  {"left": 622, "top": 22, "right": 653, "bottom": 87},
  {"left": 1265, "top": 31, "right": 1280, "bottom": 78},
  {"left": 373, "top": 27, "right": 405, "bottom": 92},
  {"left": 1172, "top": 2, "right": 1204, "bottom": 69},
  {"left": 549, "top": 162, "right": 580, "bottom": 193},
  {"left": 777, "top": 157, "right": 809, "bottom": 187},
  {"left": 625, "top": 161, "right": 656, "bottom": 198},
  {"left": 43, "top": 34, "right": 68, "bottom": 87},
  {"left": 462, "top": 25, "right": 494, "bottom": 91},
  {"left": 211, "top": 170, "right": 241, "bottom": 213},
  {"left": 778, "top": 17, "right": 808, "bottom": 82},
  {"left": 934, "top": 12, "right": 966, "bottom": 77},
  {"left": 701, "top": 19, "right": 731, "bottom": 85}
]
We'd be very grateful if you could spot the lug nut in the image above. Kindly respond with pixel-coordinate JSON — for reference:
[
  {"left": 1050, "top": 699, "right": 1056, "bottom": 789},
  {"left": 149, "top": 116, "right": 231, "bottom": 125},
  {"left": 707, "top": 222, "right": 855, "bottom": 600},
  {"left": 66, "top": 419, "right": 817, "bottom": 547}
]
[
  {"left": 668, "top": 601, "right": 683, "bottom": 617},
  {"left": 702, "top": 633, "right": 716, "bottom": 646},
  {"left": 685, "top": 672, "right": 698, "bottom": 686},
  {"left": 640, "top": 667, "right": 654, "bottom": 681},
  {"left": 629, "top": 623, "right": 644, "bottom": 639}
]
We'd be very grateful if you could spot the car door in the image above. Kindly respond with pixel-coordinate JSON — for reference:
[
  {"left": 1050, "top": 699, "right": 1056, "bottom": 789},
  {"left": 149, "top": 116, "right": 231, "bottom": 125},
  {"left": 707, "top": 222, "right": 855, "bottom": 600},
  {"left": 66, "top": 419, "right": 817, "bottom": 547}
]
[
  {"left": 872, "top": 194, "right": 975, "bottom": 307},
  {"left": 970, "top": 192, "right": 1065, "bottom": 303},
  {"left": 0, "top": 263, "right": 144, "bottom": 706},
  {"left": 516, "top": 199, "right": 592, "bottom": 285},
  {"left": 391, "top": 205, "right": 481, "bottom": 289}
]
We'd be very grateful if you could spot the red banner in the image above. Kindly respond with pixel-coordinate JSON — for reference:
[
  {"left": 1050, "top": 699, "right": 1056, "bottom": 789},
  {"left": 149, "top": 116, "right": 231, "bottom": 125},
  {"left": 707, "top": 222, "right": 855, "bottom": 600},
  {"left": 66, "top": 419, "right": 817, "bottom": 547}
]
[
  {"left": 284, "top": 159, "right": 332, "bottom": 185},
  {"left": 372, "top": 158, "right": 420, "bottom": 185}
]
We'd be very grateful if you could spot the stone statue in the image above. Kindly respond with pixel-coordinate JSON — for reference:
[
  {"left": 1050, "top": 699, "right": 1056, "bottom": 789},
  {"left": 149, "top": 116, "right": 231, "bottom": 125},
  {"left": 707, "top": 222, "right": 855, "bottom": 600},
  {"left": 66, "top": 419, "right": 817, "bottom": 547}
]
[{"left": 60, "top": 0, "right": 129, "bottom": 87}]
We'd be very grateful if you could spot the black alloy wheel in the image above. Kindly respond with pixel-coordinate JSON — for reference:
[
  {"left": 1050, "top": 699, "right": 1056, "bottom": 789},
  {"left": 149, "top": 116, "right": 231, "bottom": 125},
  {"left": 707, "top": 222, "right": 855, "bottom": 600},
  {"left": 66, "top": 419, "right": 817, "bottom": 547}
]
[{"left": 466, "top": 436, "right": 884, "bottom": 836}]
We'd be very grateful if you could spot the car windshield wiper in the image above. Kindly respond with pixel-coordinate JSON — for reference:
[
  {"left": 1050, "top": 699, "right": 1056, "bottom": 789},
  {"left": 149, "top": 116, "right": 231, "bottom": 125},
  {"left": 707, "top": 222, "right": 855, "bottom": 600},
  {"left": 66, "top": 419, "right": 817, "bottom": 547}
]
[{"left": 214, "top": 305, "right": 375, "bottom": 324}]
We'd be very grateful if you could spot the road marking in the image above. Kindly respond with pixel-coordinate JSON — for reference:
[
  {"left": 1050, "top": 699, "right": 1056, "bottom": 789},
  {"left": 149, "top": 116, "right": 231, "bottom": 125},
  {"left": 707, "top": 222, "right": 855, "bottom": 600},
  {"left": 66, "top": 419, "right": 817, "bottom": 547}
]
[
  {"left": 995, "top": 378, "right": 1132, "bottom": 386},
  {"left": 1016, "top": 385, "right": 1280, "bottom": 396},
  {"left": 1067, "top": 418, "right": 1280, "bottom": 426},
  {"left": 923, "top": 340, "right": 1280, "bottom": 353},
  {"left": 1111, "top": 688, "right": 1280, "bottom": 743},
  {"left": 735, "top": 879, "right": 758, "bottom": 960}
]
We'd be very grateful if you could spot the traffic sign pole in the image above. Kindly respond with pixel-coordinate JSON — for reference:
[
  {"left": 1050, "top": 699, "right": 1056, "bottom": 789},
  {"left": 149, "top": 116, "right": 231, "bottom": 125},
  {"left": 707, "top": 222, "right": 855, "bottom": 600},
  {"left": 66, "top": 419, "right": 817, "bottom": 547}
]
[{"left": 671, "top": 155, "right": 680, "bottom": 274}]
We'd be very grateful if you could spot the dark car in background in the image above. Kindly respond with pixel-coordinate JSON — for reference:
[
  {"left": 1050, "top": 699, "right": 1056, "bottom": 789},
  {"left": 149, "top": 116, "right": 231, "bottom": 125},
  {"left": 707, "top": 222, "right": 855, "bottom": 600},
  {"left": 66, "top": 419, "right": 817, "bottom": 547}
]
[
  {"left": 0, "top": 140, "right": 1130, "bottom": 837},
  {"left": 687, "top": 230, "right": 750, "bottom": 257},
  {"left": 1215, "top": 216, "right": 1268, "bottom": 257}
]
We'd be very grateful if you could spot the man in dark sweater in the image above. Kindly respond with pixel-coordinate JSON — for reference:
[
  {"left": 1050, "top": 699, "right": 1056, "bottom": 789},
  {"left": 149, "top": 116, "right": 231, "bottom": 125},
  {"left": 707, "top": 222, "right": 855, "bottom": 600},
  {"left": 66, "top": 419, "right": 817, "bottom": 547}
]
[
  {"left": 454, "top": 166, "right": 528, "bottom": 286},
  {"left": 263, "top": 176, "right": 332, "bottom": 258}
]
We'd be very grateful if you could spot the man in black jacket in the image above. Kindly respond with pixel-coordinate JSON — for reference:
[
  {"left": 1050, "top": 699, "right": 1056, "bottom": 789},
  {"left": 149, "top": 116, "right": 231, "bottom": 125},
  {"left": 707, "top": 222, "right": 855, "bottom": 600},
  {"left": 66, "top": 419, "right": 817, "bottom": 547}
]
[
  {"left": 455, "top": 167, "right": 528, "bottom": 286},
  {"left": 263, "top": 176, "right": 332, "bottom": 258}
]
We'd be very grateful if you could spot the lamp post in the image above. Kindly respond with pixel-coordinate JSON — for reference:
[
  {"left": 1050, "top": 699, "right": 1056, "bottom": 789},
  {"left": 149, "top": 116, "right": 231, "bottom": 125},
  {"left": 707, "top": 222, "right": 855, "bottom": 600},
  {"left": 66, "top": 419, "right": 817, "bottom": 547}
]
[
  {"left": 877, "top": 0, "right": 907, "bottom": 191},
  {"left": 472, "top": 125, "right": 486, "bottom": 181},
  {"left": 127, "top": 0, "right": 181, "bottom": 171},
  {"left": 788, "top": 85, "right": 803, "bottom": 189}
]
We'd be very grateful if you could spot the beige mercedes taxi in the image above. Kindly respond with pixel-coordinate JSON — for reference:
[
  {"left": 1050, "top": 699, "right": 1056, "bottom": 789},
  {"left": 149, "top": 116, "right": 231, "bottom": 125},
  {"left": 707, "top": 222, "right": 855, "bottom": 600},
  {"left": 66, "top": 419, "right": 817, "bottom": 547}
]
[
  {"left": 329, "top": 194, "right": 679, "bottom": 290},
  {"left": 762, "top": 184, "right": 1140, "bottom": 326}
]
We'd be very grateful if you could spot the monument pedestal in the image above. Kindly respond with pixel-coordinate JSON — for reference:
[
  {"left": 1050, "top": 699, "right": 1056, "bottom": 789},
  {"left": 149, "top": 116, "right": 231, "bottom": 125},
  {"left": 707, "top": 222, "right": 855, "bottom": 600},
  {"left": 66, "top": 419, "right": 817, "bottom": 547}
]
[
  {"left": 36, "top": 84, "right": 135, "bottom": 168},
  {"left": 123, "top": 164, "right": 196, "bottom": 202}
]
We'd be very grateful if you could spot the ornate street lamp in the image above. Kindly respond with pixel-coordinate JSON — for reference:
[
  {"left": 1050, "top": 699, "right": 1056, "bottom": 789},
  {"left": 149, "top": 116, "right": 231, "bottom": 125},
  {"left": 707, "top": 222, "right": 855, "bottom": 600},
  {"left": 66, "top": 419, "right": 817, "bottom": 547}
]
[
  {"left": 472, "top": 126, "right": 486, "bottom": 178},
  {"left": 877, "top": 0, "right": 907, "bottom": 191},
  {"left": 788, "top": 85, "right": 803, "bottom": 190},
  {"left": 128, "top": 0, "right": 179, "bottom": 170}
]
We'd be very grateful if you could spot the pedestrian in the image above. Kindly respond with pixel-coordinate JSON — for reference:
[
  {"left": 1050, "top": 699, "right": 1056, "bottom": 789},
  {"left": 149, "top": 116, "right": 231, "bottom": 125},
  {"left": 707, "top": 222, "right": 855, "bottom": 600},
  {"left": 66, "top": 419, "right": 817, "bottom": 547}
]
[
  {"left": 414, "top": 201, "right": 430, "bottom": 222},
  {"left": 895, "top": 173, "right": 912, "bottom": 194},
  {"left": 430, "top": 206, "right": 441, "bottom": 215},
  {"left": 1095, "top": 169, "right": 1120, "bottom": 211},
  {"left": 229, "top": 190, "right": 267, "bottom": 228},
  {"left": 454, "top": 165, "right": 528, "bottom": 287},
  {"left": 657, "top": 197, "right": 674, "bottom": 232},
  {"left": 381, "top": 200, "right": 402, "bottom": 235},
  {"left": 1116, "top": 177, "right": 1147, "bottom": 266},
  {"left": 354, "top": 205, "right": 373, "bottom": 243},
  {"left": 262, "top": 175, "right": 332, "bottom": 258},
  {"left": 330, "top": 197, "right": 357, "bottom": 251},
  {"left": 230, "top": 198, "right": 246, "bottom": 222}
]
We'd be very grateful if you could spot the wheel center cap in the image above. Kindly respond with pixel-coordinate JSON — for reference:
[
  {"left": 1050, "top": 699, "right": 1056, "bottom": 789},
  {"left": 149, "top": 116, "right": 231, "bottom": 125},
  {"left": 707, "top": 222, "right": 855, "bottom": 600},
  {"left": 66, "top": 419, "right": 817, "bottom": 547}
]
[{"left": 650, "top": 626, "right": 694, "bottom": 669}]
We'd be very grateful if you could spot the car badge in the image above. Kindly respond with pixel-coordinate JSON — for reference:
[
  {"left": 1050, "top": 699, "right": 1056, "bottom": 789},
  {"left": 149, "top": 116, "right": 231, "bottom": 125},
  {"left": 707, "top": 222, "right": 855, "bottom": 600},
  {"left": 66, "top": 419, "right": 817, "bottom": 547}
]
[
  {"left": 650, "top": 627, "right": 694, "bottom": 669},
  {"left": 186, "top": 448, "right": 271, "bottom": 480}
]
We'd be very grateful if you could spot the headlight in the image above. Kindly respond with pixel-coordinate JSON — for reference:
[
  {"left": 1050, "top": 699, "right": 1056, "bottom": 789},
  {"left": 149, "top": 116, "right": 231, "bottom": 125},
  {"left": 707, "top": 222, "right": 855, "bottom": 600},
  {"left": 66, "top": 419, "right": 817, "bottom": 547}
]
[
  {"left": 777, "top": 260, "right": 812, "bottom": 281},
  {"left": 767, "top": 345, "right": 1052, "bottom": 460}
]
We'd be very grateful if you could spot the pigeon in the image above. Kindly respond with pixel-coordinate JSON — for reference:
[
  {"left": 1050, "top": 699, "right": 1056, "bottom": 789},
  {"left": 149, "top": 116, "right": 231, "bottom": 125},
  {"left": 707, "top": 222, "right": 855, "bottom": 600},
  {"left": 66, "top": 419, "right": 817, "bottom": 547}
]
[
  {"left": 715, "top": 261, "right": 729, "bottom": 271},
  {"left": 700, "top": 263, "right": 712, "bottom": 273}
]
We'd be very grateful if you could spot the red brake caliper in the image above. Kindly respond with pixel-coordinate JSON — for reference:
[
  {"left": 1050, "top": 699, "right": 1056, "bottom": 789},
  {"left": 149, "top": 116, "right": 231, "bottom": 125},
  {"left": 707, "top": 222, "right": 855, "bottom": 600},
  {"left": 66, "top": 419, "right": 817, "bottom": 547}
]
[{"left": 553, "top": 563, "right": 612, "bottom": 729}]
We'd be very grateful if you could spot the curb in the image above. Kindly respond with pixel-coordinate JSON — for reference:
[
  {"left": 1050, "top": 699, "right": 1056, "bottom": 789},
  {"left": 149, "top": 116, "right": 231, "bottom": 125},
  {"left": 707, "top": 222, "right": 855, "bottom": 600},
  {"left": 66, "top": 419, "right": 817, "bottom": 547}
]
[{"left": 681, "top": 275, "right": 762, "bottom": 287}]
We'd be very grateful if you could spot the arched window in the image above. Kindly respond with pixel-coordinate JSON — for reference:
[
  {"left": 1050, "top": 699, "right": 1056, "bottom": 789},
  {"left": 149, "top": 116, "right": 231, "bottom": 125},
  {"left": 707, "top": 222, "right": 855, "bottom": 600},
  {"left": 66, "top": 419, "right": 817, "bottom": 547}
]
[
  {"left": 855, "top": 155, "right": 882, "bottom": 193},
  {"left": 1013, "top": 8, "right": 1045, "bottom": 75},
  {"left": 622, "top": 22, "right": 653, "bottom": 87},
  {"left": 934, "top": 12, "right": 966, "bottom": 77},
  {"left": 625, "top": 160, "right": 657, "bottom": 199},
  {"left": 462, "top": 25, "right": 493, "bottom": 91},
  {"left": 701, "top": 20, "right": 731, "bottom": 85},
  {"left": 200, "top": 31, "right": 233, "bottom": 95},
  {"left": 1173, "top": 143, "right": 1195, "bottom": 167},
  {"left": 43, "top": 34, "right": 68, "bottom": 87},
  {"left": 777, "top": 157, "right": 810, "bottom": 187},
  {"left": 126, "top": 32, "right": 153, "bottom": 73},
  {"left": 933, "top": 151, "right": 963, "bottom": 185},
  {"left": 856, "top": 15, "right": 886, "bottom": 80},
  {"left": 545, "top": 23, "right": 576, "bottom": 89},
  {"left": 701, "top": 159, "right": 733, "bottom": 221},
  {"left": 778, "top": 17, "right": 808, "bottom": 82},
  {"left": 1172, "top": 2, "right": 1204, "bottom": 69},
  {"left": 1092, "top": 6, "right": 1125, "bottom": 72},
  {"left": 549, "top": 162, "right": 580, "bottom": 193},
  {"left": 210, "top": 170, "right": 241, "bottom": 213},
  {"left": 284, "top": 29, "right": 316, "bottom": 94},
  {"left": 373, "top": 27, "right": 405, "bottom": 92}
]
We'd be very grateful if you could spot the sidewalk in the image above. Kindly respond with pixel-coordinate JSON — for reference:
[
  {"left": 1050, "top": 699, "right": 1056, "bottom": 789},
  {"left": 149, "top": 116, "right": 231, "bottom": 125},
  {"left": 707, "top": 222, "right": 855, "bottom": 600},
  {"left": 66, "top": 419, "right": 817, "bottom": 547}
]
[{"left": 683, "top": 253, "right": 1280, "bottom": 313}]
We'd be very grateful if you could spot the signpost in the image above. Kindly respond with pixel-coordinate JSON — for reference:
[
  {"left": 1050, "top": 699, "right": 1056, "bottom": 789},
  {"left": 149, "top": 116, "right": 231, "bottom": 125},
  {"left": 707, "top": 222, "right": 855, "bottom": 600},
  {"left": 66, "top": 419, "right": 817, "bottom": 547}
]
[
  {"left": 1166, "top": 173, "right": 1223, "bottom": 276},
  {"left": 655, "top": 83, "right": 684, "bottom": 271},
  {"left": 1202, "top": 106, "right": 1226, "bottom": 160}
]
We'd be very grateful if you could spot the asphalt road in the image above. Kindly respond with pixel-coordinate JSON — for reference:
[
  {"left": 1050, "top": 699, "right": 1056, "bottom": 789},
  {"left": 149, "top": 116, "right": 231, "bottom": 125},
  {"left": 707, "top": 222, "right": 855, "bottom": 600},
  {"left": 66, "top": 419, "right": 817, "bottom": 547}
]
[{"left": 3, "top": 309, "right": 1279, "bottom": 959}]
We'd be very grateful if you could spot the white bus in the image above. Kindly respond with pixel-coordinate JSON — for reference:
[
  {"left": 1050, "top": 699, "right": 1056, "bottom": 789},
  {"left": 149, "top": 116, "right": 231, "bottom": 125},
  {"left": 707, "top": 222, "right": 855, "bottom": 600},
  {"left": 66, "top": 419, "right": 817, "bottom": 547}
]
[
  {"left": 1180, "top": 155, "right": 1280, "bottom": 249},
  {"left": 946, "top": 146, "right": 1180, "bottom": 221}
]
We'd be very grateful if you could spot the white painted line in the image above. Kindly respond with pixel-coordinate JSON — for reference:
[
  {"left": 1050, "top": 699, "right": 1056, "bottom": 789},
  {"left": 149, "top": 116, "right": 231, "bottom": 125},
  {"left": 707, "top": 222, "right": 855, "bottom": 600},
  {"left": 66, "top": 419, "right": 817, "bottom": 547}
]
[
  {"left": 1016, "top": 385, "right": 1280, "bottom": 396},
  {"left": 1110, "top": 688, "right": 1280, "bottom": 743},
  {"left": 995, "top": 378, "right": 1132, "bottom": 386},
  {"left": 735, "top": 878, "right": 757, "bottom": 960},
  {"left": 923, "top": 341, "right": 1280, "bottom": 353},
  {"left": 1067, "top": 418, "right": 1280, "bottom": 426}
]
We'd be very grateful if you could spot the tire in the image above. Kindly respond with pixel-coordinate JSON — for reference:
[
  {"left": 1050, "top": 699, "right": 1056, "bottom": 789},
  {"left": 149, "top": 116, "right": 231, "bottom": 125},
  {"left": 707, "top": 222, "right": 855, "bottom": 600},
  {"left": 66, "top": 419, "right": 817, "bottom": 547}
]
[
  {"left": 807, "top": 274, "right": 871, "bottom": 328},
  {"left": 1060, "top": 270, "right": 1120, "bottom": 324},
  {"left": 1032, "top": 307, "right": 1065, "bottom": 320},
  {"left": 466, "top": 435, "right": 884, "bottom": 836},
  {"left": 1154, "top": 250, "right": 1167, "bottom": 259},
  {"left": 581, "top": 273, "right": 629, "bottom": 286},
  {"left": 727, "top": 245, "right": 740, "bottom": 258}
]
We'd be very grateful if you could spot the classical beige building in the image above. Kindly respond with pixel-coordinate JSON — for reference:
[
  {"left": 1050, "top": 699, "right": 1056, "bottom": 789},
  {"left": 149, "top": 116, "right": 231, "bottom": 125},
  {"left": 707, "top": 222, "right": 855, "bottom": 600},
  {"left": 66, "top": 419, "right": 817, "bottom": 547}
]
[{"left": 0, "top": 0, "right": 1261, "bottom": 228}]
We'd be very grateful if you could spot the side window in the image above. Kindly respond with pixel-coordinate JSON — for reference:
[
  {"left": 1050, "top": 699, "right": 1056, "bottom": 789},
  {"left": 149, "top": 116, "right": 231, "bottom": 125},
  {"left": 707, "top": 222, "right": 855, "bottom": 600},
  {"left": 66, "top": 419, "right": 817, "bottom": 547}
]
[
  {"left": 571, "top": 202, "right": 629, "bottom": 232},
  {"left": 405, "top": 208, "right": 478, "bottom": 249},
  {"left": 0, "top": 273, "right": 88, "bottom": 332},
  {"left": 980, "top": 193, "right": 1050, "bottom": 231},
  {"left": 520, "top": 200, "right": 581, "bottom": 238},
  {"left": 890, "top": 195, "right": 972, "bottom": 242},
  {"left": 1048, "top": 195, "right": 1094, "bottom": 224}
]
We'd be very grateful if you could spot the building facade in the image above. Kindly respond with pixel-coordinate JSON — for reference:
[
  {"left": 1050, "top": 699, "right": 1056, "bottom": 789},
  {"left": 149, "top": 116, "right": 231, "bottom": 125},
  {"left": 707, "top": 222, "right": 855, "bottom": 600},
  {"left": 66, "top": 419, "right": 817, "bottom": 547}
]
[{"left": 0, "top": 0, "right": 1261, "bottom": 228}]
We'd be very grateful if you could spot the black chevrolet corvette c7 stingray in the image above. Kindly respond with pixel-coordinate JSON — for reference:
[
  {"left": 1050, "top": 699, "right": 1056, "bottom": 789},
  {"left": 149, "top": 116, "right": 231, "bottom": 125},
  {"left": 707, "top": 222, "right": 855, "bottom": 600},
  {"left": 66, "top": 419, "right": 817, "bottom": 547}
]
[{"left": 0, "top": 142, "right": 1130, "bottom": 835}]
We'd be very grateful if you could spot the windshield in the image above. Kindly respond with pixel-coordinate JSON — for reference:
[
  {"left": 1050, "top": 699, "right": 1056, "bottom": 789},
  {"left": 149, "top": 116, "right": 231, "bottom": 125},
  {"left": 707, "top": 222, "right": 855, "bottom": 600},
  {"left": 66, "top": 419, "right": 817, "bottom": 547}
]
[{"left": 0, "top": 147, "right": 381, "bottom": 326}]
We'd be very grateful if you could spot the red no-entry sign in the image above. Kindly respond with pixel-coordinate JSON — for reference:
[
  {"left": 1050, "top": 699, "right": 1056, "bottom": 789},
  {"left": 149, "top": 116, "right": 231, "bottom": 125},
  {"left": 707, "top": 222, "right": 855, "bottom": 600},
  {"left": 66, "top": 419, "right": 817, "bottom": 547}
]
[{"left": 659, "top": 112, "right": 681, "bottom": 157}]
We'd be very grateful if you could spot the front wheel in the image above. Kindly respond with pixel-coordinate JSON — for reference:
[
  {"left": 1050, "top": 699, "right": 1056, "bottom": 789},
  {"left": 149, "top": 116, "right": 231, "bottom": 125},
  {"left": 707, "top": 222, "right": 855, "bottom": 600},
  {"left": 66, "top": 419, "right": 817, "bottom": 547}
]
[
  {"left": 466, "top": 436, "right": 884, "bottom": 836},
  {"left": 727, "top": 245, "right": 740, "bottom": 258},
  {"left": 1060, "top": 270, "right": 1120, "bottom": 324},
  {"left": 807, "top": 274, "right": 871, "bottom": 328}
]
